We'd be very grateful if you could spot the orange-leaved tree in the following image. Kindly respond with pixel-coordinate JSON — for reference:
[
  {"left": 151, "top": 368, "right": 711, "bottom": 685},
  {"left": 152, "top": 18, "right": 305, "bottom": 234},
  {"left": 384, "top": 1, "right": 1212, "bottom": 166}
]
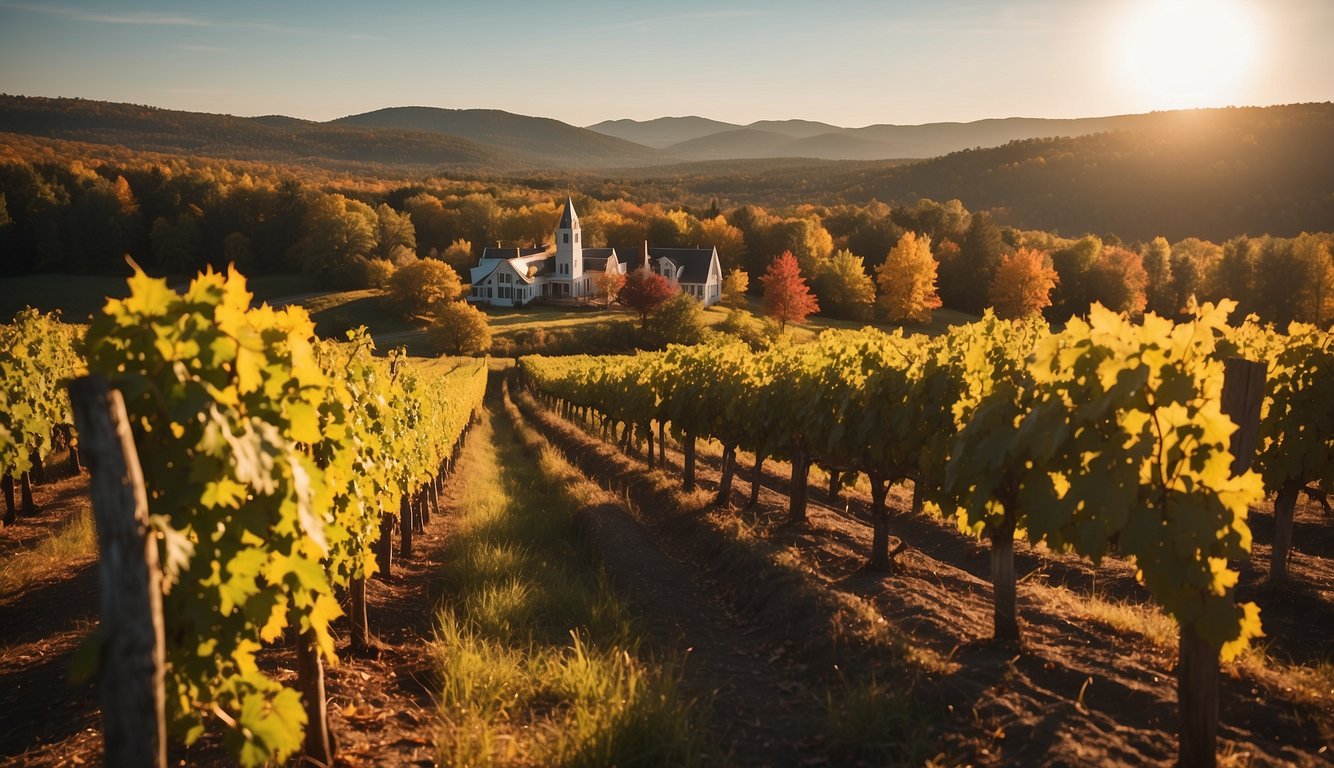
[
  {"left": 760, "top": 251, "right": 819, "bottom": 332},
  {"left": 988, "top": 247, "right": 1059, "bottom": 319}
]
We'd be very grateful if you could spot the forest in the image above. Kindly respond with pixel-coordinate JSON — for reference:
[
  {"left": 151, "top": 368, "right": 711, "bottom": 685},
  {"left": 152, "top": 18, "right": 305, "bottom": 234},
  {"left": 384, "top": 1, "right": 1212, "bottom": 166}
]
[{"left": 1, "top": 128, "right": 1331, "bottom": 330}]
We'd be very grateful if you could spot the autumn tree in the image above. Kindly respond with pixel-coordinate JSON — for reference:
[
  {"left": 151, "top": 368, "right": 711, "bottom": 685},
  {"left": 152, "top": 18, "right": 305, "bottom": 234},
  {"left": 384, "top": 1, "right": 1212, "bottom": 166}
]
[
  {"left": 375, "top": 203, "right": 417, "bottom": 262},
  {"left": 987, "top": 247, "right": 1059, "bottom": 319},
  {"left": 812, "top": 249, "right": 876, "bottom": 320},
  {"left": 440, "top": 238, "right": 474, "bottom": 273},
  {"left": 1141, "top": 236, "right": 1174, "bottom": 315},
  {"left": 288, "top": 192, "right": 378, "bottom": 288},
  {"left": 646, "top": 293, "right": 709, "bottom": 347},
  {"left": 1087, "top": 245, "right": 1149, "bottom": 316},
  {"left": 721, "top": 268, "right": 750, "bottom": 308},
  {"left": 619, "top": 267, "right": 677, "bottom": 328},
  {"left": 714, "top": 308, "right": 775, "bottom": 350},
  {"left": 760, "top": 251, "right": 819, "bottom": 331},
  {"left": 875, "top": 232, "right": 942, "bottom": 323},
  {"left": 1293, "top": 233, "right": 1334, "bottom": 327},
  {"left": 427, "top": 300, "right": 492, "bottom": 355},
  {"left": 1169, "top": 237, "right": 1221, "bottom": 314},
  {"left": 692, "top": 215, "right": 747, "bottom": 271},
  {"left": 1210, "top": 236, "right": 1257, "bottom": 312},
  {"left": 593, "top": 268, "right": 626, "bottom": 309},
  {"left": 386, "top": 256, "right": 463, "bottom": 320}
]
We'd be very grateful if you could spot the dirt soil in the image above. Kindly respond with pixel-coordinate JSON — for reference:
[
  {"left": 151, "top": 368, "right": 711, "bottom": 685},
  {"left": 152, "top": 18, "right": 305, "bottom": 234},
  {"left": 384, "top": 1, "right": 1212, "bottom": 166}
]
[{"left": 512, "top": 383, "right": 1333, "bottom": 767}]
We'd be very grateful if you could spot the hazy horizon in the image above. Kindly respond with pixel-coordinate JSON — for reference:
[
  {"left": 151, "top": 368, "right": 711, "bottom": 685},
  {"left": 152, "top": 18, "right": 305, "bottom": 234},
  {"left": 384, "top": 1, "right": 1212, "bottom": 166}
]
[{"left": 2, "top": 0, "right": 1331, "bottom": 128}]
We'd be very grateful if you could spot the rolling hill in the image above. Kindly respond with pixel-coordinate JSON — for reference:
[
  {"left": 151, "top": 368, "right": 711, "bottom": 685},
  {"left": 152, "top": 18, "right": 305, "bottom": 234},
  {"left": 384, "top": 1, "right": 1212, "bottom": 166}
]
[
  {"left": 588, "top": 111, "right": 1250, "bottom": 161},
  {"left": 331, "top": 106, "right": 666, "bottom": 168},
  {"left": 0, "top": 95, "right": 520, "bottom": 171}
]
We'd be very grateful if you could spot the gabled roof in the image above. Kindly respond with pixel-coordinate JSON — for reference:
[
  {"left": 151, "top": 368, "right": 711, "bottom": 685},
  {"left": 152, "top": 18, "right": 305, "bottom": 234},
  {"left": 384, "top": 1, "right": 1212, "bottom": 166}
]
[
  {"left": 613, "top": 245, "right": 717, "bottom": 284},
  {"left": 650, "top": 248, "right": 717, "bottom": 284},
  {"left": 471, "top": 250, "right": 554, "bottom": 284}
]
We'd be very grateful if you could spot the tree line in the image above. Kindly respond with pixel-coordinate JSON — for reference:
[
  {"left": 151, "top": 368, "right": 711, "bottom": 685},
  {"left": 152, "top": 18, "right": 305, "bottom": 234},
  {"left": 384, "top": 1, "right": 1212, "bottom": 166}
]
[{"left": 1, "top": 144, "right": 1330, "bottom": 329}]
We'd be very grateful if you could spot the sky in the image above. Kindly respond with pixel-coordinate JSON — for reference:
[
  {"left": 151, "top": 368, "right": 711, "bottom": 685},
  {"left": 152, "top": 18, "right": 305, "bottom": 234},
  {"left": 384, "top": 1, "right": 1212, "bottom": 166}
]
[{"left": 0, "top": 0, "right": 1330, "bottom": 128}]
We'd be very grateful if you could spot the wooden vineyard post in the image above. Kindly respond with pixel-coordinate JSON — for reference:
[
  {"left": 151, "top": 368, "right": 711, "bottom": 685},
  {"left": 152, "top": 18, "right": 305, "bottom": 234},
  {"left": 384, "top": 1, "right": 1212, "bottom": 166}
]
[
  {"left": 788, "top": 447, "right": 809, "bottom": 524},
  {"left": 2, "top": 475, "right": 14, "bottom": 526},
  {"left": 1220, "top": 358, "right": 1265, "bottom": 477},
  {"left": 682, "top": 432, "right": 697, "bottom": 491},
  {"left": 400, "top": 494, "right": 413, "bottom": 559},
  {"left": 67, "top": 376, "right": 167, "bottom": 768},
  {"left": 296, "top": 627, "right": 333, "bottom": 766},
  {"left": 375, "top": 512, "right": 395, "bottom": 579},
  {"left": 1177, "top": 358, "right": 1264, "bottom": 768}
]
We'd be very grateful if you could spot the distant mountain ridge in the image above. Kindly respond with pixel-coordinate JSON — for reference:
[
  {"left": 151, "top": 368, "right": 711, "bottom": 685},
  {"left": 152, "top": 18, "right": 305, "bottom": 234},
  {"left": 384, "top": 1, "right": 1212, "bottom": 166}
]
[
  {"left": 331, "top": 106, "right": 663, "bottom": 167},
  {"left": 587, "top": 112, "right": 1204, "bottom": 160}
]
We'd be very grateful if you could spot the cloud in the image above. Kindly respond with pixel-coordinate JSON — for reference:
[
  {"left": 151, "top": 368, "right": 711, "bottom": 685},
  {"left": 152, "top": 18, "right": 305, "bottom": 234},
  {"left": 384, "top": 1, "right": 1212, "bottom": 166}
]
[{"left": 0, "top": 2, "right": 376, "bottom": 38}]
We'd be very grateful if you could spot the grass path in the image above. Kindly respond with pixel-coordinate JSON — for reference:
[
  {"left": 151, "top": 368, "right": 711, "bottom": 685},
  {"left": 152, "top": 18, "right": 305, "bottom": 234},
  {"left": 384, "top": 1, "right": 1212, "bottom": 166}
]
[{"left": 430, "top": 399, "right": 706, "bottom": 767}]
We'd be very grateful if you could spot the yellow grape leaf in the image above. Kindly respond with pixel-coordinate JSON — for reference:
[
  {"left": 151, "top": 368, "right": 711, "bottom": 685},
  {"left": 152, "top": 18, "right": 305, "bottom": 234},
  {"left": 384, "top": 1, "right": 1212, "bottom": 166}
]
[
  {"left": 287, "top": 401, "right": 321, "bottom": 445},
  {"left": 122, "top": 270, "right": 176, "bottom": 318},
  {"left": 1220, "top": 601, "right": 1264, "bottom": 663}
]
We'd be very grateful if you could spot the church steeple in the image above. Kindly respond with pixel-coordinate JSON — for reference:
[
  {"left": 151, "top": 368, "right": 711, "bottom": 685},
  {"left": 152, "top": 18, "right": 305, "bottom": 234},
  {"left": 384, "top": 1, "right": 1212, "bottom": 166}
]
[
  {"left": 558, "top": 195, "right": 579, "bottom": 230},
  {"left": 554, "top": 195, "right": 583, "bottom": 283}
]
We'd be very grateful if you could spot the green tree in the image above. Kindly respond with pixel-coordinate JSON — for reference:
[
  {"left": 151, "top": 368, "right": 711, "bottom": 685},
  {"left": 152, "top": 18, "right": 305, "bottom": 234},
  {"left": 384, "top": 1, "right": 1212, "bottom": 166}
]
[
  {"left": 1050, "top": 235, "right": 1102, "bottom": 318},
  {"left": 646, "top": 292, "right": 709, "bottom": 347},
  {"left": 713, "top": 308, "right": 775, "bottom": 350},
  {"left": 939, "top": 211, "right": 1005, "bottom": 313},
  {"left": 150, "top": 213, "right": 203, "bottom": 274},
  {"left": 875, "top": 232, "right": 942, "bottom": 323},
  {"left": 812, "top": 249, "right": 875, "bottom": 320}
]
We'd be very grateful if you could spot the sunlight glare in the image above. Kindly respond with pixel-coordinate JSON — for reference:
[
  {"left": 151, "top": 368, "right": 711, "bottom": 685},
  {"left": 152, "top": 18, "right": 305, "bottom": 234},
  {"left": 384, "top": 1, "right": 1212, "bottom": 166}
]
[{"left": 1117, "top": 0, "right": 1259, "bottom": 107}]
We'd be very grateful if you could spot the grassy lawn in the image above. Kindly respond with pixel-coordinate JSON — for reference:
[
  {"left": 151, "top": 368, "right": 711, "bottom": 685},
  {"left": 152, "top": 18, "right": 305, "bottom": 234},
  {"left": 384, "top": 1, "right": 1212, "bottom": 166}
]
[
  {"left": 432, "top": 406, "right": 705, "bottom": 766},
  {"left": 0, "top": 272, "right": 323, "bottom": 322},
  {"left": 3, "top": 271, "right": 975, "bottom": 353}
]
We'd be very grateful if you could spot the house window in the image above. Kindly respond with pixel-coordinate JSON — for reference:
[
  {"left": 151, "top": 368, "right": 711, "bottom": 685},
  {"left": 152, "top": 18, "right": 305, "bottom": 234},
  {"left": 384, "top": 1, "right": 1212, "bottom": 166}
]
[
  {"left": 564, "top": 233, "right": 570, "bottom": 244},
  {"left": 575, "top": 232, "right": 579, "bottom": 243}
]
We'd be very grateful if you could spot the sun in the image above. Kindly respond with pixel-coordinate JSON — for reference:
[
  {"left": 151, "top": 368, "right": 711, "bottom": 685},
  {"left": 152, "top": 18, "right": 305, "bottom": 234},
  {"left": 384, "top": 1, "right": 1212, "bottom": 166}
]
[{"left": 1116, "top": 0, "right": 1259, "bottom": 107}]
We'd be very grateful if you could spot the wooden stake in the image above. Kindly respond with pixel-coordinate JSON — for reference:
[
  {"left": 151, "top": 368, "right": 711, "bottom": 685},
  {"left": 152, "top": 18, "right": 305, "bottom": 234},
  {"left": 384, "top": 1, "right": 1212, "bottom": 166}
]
[{"left": 68, "top": 376, "right": 166, "bottom": 768}]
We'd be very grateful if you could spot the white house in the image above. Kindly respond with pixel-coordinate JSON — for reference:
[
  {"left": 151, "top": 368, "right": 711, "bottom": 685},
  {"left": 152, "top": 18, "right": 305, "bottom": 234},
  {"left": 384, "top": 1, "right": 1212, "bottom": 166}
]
[{"left": 468, "top": 197, "right": 723, "bottom": 308}]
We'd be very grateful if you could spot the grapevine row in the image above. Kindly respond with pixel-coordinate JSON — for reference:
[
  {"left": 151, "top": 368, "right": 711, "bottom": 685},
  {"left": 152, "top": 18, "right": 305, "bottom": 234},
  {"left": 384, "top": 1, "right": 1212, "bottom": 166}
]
[
  {"left": 71, "top": 266, "right": 487, "bottom": 765},
  {"left": 0, "top": 308, "right": 83, "bottom": 522},
  {"left": 520, "top": 302, "right": 1330, "bottom": 765}
]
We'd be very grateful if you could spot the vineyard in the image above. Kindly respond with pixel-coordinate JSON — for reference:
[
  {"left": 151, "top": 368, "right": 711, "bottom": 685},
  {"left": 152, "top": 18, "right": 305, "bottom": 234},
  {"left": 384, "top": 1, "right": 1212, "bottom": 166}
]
[{"left": 1, "top": 284, "right": 1332, "bottom": 765}]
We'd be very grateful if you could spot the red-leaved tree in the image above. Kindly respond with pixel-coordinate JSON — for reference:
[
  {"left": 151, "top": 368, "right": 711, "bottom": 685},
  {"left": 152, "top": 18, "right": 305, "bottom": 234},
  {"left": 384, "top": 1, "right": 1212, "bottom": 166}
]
[
  {"left": 760, "top": 251, "right": 820, "bottom": 331},
  {"left": 618, "top": 268, "right": 678, "bottom": 328}
]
